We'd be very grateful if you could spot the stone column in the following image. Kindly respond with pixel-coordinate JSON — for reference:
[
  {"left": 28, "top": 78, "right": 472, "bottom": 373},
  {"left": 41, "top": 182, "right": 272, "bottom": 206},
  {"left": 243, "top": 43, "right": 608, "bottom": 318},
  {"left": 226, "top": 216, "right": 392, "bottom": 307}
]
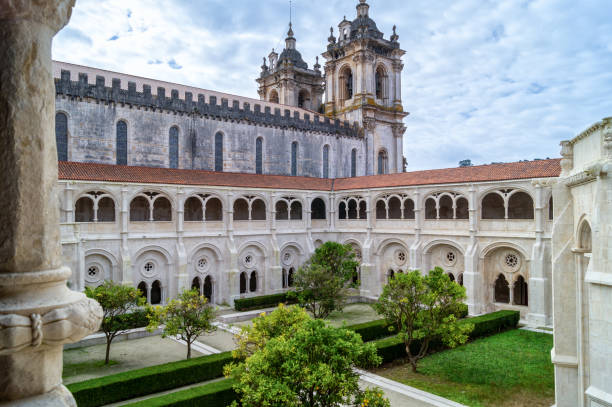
[{"left": 0, "top": 1, "right": 103, "bottom": 405}]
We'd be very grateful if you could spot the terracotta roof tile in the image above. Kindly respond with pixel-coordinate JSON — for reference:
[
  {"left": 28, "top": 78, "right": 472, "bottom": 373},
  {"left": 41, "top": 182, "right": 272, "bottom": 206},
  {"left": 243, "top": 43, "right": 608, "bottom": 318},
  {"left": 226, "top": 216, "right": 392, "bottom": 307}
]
[
  {"left": 58, "top": 159, "right": 561, "bottom": 191},
  {"left": 333, "top": 159, "right": 561, "bottom": 190}
]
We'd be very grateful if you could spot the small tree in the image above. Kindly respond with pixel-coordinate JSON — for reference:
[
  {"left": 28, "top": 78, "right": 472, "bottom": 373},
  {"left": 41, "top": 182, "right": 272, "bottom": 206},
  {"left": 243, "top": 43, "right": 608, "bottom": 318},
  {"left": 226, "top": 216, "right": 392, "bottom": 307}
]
[
  {"left": 373, "top": 267, "right": 473, "bottom": 372},
  {"left": 226, "top": 310, "right": 389, "bottom": 407},
  {"left": 85, "top": 281, "right": 145, "bottom": 364},
  {"left": 233, "top": 303, "right": 310, "bottom": 360},
  {"left": 291, "top": 241, "right": 359, "bottom": 319},
  {"left": 148, "top": 288, "right": 216, "bottom": 359}
]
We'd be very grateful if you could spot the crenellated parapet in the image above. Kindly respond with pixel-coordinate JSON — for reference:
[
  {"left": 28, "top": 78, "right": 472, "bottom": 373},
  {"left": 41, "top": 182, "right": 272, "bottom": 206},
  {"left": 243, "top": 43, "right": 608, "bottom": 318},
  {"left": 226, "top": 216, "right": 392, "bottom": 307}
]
[{"left": 55, "top": 70, "right": 360, "bottom": 139}]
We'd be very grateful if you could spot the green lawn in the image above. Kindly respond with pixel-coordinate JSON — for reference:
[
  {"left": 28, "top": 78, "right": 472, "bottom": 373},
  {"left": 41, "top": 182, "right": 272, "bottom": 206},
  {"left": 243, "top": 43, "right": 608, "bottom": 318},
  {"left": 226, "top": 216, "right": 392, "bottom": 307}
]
[{"left": 372, "top": 329, "right": 554, "bottom": 407}]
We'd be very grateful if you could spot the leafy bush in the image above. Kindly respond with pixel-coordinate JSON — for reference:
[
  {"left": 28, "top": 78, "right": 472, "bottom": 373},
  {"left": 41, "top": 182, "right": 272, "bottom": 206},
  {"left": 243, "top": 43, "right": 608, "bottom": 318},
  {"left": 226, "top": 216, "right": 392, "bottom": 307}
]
[
  {"left": 372, "top": 310, "right": 520, "bottom": 364},
  {"left": 113, "top": 309, "right": 150, "bottom": 331},
  {"left": 122, "top": 379, "right": 237, "bottom": 407},
  {"left": 233, "top": 292, "right": 298, "bottom": 311},
  {"left": 68, "top": 352, "right": 235, "bottom": 407}
]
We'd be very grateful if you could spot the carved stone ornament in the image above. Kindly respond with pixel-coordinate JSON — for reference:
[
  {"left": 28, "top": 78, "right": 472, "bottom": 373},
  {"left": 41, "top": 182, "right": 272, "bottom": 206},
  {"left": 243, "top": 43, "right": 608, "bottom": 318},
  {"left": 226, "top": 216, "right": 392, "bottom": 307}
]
[
  {"left": 559, "top": 140, "right": 573, "bottom": 175},
  {"left": 0, "top": 297, "right": 102, "bottom": 355}
]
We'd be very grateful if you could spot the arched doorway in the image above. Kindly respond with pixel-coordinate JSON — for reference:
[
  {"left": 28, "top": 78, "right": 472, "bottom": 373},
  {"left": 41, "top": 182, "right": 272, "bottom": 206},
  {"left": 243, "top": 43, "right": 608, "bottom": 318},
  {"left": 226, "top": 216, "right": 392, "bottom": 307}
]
[{"left": 204, "top": 275, "right": 213, "bottom": 302}]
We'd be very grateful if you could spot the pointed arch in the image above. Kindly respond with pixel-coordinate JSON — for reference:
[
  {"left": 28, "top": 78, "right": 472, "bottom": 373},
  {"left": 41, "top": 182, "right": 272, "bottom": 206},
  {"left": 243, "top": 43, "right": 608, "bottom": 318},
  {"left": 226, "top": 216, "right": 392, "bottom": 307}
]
[
  {"left": 116, "top": 120, "right": 128, "bottom": 165},
  {"left": 169, "top": 126, "right": 179, "bottom": 169},
  {"left": 55, "top": 112, "right": 68, "bottom": 161}
]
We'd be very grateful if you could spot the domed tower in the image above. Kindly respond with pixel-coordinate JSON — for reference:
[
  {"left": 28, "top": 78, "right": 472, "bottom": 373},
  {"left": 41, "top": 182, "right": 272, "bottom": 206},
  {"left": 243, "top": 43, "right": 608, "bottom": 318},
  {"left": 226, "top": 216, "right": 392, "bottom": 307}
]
[
  {"left": 257, "top": 23, "right": 324, "bottom": 111},
  {"left": 322, "top": 0, "right": 408, "bottom": 175}
]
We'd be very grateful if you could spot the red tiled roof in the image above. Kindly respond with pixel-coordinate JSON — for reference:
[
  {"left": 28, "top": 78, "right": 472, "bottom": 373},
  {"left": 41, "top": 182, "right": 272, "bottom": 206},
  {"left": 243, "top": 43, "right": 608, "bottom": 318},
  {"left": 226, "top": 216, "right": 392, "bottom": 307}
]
[
  {"left": 58, "top": 161, "right": 333, "bottom": 191},
  {"left": 333, "top": 159, "right": 561, "bottom": 190},
  {"left": 58, "top": 159, "right": 561, "bottom": 191}
]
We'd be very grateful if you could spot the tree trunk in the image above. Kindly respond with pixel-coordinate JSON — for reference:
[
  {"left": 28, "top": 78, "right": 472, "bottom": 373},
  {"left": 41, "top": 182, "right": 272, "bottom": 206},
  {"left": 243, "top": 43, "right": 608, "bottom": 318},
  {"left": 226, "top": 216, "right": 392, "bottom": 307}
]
[
  {"left": 105, "top": 337, "right": 112, "bottom": 364},
  {"left": 187, "top": 341, "right": 191, "bottom": 359}
]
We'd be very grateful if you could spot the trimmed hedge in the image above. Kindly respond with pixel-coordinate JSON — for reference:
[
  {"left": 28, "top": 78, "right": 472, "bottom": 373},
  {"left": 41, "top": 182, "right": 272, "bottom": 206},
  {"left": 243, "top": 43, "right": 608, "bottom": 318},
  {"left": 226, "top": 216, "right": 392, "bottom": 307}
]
[
  {"left": 373, "top": 310, "right": 520, "bottom": 364},
  {"left": 346, "top": 319, "right": 394, "bottom": 342},
  {"left": 67, "top": 351, "right": 235, "bottom": 407},
  {"left": 123, "top": 379, "right": 237, "bottom": 407},
  {"left": 234, "top": 292, "right": 298, "bottom": 311}
]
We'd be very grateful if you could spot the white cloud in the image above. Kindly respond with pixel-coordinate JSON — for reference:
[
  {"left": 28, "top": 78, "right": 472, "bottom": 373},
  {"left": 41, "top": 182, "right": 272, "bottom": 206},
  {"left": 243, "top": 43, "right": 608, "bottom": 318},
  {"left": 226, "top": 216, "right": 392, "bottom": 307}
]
[{"left": 53, "top": 0, "right": 612, "bottom": 170}]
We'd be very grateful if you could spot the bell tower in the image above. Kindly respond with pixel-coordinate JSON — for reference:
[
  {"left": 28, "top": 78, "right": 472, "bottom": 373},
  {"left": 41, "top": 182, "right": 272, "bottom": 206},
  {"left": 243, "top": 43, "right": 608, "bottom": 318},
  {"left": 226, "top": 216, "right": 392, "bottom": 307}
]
[
  {"left": 257, "top": 24, "right": 324, "bottom": 111},
  {"left": 322, "top": 0, "right": 408, "bottom": 175}
]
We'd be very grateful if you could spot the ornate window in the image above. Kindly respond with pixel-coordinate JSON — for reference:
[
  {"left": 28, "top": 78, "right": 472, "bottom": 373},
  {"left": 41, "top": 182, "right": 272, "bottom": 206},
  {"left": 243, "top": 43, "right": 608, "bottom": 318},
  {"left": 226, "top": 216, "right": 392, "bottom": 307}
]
[
  {"left": 240, "top": 272, "right": 247, "bottom": 294},
  {"left": 116, "top": 120, "right": 128, "bottom": 165},
  {"left": 192, "top": 277, "right": 202, "bottom": 295},
  {"left": 298, "top": 89, "right": 310, "bottom": 109},
  {"left": 169, "top": 126, "right": 179, "bottom": 169},
  {"left": 513, "top": 275, "right": 528, "bottom": 306},
  {"left": 55, "top": 112, "right": 68, "bottom": 161},
  {"left": 548, "top": 197, "right": 553, "bottom": 220},
  {"left": 269, "top": 89, "right": 279, "bottom": 104},
  {"left": 249, "top": 271, "right": 257, "bottom": 292},
  {"left": 311, "top": 198, "right": 326, "bottom": 220},
  {"left": 482, "top": 193, "right": 505, "bottom": 219},
  {"left": 75, "top": 192, "right": 116, "bottom": 223},
  {"left": 377, "top": 150, "right": 388, "bottom": 175},
  {"left": 214, "top": 132, "right": 223, "bottom": 172},
  {"left": 291, "top": 141, "right": 298, "bottom": 176},
  {"left": 508, "top": 192, "right": 534, "bottom": 219},
  {"left": 204, "top": 276, "right": 213, "bottom": 302},
  {"left": 346, "top": 70, "right": 353, "bottom": 99},
  {"left": 75, "top": 197, "right": 95, "bottom": 222},
  {"left": 256, "top": 137, "right": 263, "bottom": 174},
  {"left": 150, "top": 280, "right": 162, "bottom": 304},
  {"left": 322, "top": 145, "right": 330, "bottom": 179},
  {"left": 494, "top": 274, "right": 510, "bottom": 303},
  {"left": 351, "top": 148, "right": 357, "bottom": 177}
]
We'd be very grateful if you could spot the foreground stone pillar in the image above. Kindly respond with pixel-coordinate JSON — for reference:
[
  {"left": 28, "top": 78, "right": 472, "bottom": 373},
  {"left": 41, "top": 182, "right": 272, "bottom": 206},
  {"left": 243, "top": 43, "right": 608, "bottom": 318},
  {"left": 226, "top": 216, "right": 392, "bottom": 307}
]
[{"left": 0, "top": 1, "right": 103, "bottom": 405}]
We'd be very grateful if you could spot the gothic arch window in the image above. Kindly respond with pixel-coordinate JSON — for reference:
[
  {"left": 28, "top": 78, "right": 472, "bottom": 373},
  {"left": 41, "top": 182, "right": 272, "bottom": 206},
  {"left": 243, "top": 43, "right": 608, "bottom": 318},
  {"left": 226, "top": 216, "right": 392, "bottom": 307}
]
[
  {"left": 276, "top": 201, "right": 289, "bottom": 220},
  {"left": 482, "top": 193, "right": 505, "bottom": 219},
  {"left": 214, "top": 132, "right": 223, "bottom": 172},
  {"left": 282, "top": 269, "right": 288, "bottom": 288},
  {"left": 375, "top": 66, "right": 387, "bottom": 101},
  {"left": 351, "top": 149, "right": 357, "bottom": 177},
  {"left": 508, "top": 192, "right": 534, "bottom": 219},
  {"left": 513, "top": 275, "right": 528, "bottom": 306},
  {"left": 456, "top": 197, "right": 469, "bottom": 219},
  {"left": 240, "top": 272, "right": 247, "bottom": 294},
  {"left": 169, "top": 126, "right": 179, "bottom": 169},
  {"left": 458, "top": 273, "right": 464, "bottom": 286},
  {"left": 340, "top": 66, "right": 353, "bottom": 100},
  {"left": 339, "top": 201, "right": 347, "bottom": 220},
  {"left": 205, "top": 198, "right": 223, "bottom": 221},
  {"left": 204, "top": 276, "right": 213, "bottom": 302},
  {"left": 256, "top": 137, "right": 263, "bottom": 174},
  {"left": 130, "top": 196, "right": 150, "bottom": 221},
  {"left": 494, "top": 274, "right": 510, "bottom": 303},
  {"left": 137, "top": 282, "right": 148, "bottom": 301},
  {"left": 192, "top": 277, "right": 202, "bottom": 295},
  {"left": 548, "top": 196, "right": 553, "bottom": 220},
  {"left": 98, "top": 197, "right": 115, "bottom": 222},
  {"left": 377, "top": 149, "right": 388, "bottom": 175},
  {"left": 290, "top": 201, "right": 302, "bottom": 220},
  {"left": 249, "top": 271, "right": 258, "bottom": 292},
  {"left": 75, "top": 197, "right": 95, "bottom": 222},
  {"left": 291, "top": 141, "right": 298, "bottom": 176},
  {"left": 388, "top": 197, "right": 402, "bottom": 219},
  {"left": 403, "top": 199, "right": 415, "bottom": 219},
  {"left": 347, "top": 200, "right": 358, "bottom": 219},
  {"left": 425, "top": 198, "right": 437, "bottom": 219},
  {"left": 375, "top": 200, "right": 386, "bottom": 219},
  {"left": 151, "top": 280, "right": 162, "bottom": 305},
  {"left": 184, "top": 197, "right": 203, "bottom": 221},
  {"left": 438, "top": 195, "right": 453, "bottom": 219},
  {"left": 311, "top": 198, "right": 326, "bottom": 220},
  {"left": 233, "top": 199, "right": 249, "bottom": 221},
  {"left": 153, "top": 197, "right": 172, "bottom": 221},
  {"left": 116, "top": 120, "right": 128, "bottom": 165},
  {"left": 359, "top": 201, "right": 367, "bottom": 219},
  {"left": 298, "top": 89, "right": 311, "bottom": 109},
  {"left": 251, "top": 199, "right": 267, "bottom": 220},
  {"left": 269, "top": 89, "right": 279, "bottom": 104},
  {"left": 322, "top": 145, "right": 330, "bottom": 179},
  {"left": 288, "top": 268, "right": 295, "bottom": 287},
  {"left": 55, "top": 112, "right": 68, "bottom": 161},
  {"left": 448, "top": 273, "right": 455, "bottom": 282}
]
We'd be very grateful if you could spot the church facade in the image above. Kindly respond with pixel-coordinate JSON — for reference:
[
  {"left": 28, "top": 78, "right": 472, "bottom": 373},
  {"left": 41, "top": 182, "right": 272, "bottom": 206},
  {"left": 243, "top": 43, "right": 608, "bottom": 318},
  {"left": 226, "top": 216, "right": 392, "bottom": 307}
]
[{"left": 55, "top": 0, "right": 559, "bottom": 329}]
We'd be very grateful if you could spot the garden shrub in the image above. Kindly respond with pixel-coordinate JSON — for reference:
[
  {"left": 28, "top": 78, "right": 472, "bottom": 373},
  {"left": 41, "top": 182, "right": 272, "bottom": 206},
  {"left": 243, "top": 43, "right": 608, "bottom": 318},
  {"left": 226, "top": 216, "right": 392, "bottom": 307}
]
[
  {"left": 68, "top": 352, "right": 235, "bottom": 407},
  {"left": 372, "top": 310, "right": 520, "bottom": 364},
  {"left": 122, "top": 379, "right": 237, "bottom": 407},
  {"left": 233, "top": 292, "right": 298, "bottom": 311},
  {"left": 113, "top": 309, "right": 151, "bottom": 331}
]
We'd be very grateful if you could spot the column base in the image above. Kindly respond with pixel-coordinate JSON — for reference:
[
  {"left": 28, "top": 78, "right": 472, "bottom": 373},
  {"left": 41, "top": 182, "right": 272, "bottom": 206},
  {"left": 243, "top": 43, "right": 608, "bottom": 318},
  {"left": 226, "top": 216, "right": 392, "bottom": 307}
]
[{"left": 0, "top": 385, "right": 76, "bottom": 407}]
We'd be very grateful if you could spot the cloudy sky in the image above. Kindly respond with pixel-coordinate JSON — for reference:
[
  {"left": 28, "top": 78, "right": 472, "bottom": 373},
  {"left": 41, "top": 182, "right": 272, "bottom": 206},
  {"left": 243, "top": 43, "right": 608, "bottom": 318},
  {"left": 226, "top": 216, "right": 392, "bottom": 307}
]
[{"left": 52, "top": 0, "right": 612, "bottom": 171}]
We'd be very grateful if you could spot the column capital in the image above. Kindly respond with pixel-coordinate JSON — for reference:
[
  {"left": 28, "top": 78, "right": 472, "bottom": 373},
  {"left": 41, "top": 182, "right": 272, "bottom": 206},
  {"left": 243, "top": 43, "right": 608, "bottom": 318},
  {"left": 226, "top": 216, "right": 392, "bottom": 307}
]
[{"left": 0, "top": 0, "right": 75, "bottom": 32}]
